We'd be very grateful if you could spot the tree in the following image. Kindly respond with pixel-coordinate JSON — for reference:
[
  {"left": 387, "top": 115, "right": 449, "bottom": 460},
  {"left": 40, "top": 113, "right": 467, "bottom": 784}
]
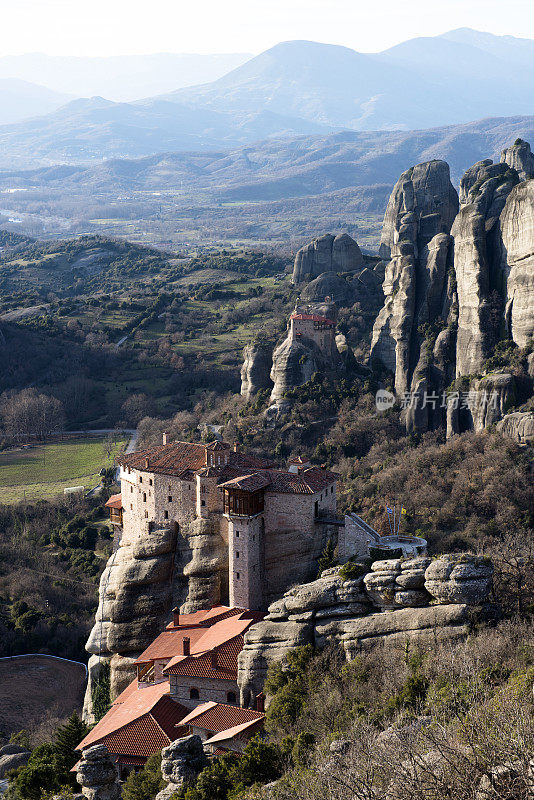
[
  {"left": 121, "top": 394, "right": 157, "bottom": 426},
  {"left": 0, "top": 389, "right": 64, "bottom": 442},
  {"left": 54, "top": 712, "right": 89, "bottom": 773},
  {"left": 317, "top": 538, "right": 337, "bottom": 577},
  {"left": 122, "top": 752, "right": 164, "bottom": 800}
]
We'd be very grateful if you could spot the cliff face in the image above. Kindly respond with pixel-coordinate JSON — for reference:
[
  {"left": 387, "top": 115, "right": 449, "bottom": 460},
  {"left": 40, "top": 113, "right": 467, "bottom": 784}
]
[
  {"left": 370, "top": 160, "right": 458, "bottom": 405},
  {"left": 371, "top": 141, "right": 534, "bottom": 435},
  {"left": 292, "top": 233, "right": 363, "bottom": 284},
  {"left": 240, "top": 343, "right": 273, "bottom": 400}
]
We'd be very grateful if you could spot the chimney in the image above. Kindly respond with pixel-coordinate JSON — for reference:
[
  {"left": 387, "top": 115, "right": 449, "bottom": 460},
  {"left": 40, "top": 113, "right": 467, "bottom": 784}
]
[
  {"left": 210, "top": 649, "right": 218, "bottom": 669},
  {"left": 145, "top": 457, "right": 150, "bottom": 469},
  {"left": 163, "top": 432, "right": 168, "bottom": 445},
  {"left": 183, "top": 636, "right": 190, "bottom": 656},
  {"left": 255, "top": 692, "right": 265, "bottom": 713},
  {"left": 173, "top": 608, "right": 180, "bottom": 627}
]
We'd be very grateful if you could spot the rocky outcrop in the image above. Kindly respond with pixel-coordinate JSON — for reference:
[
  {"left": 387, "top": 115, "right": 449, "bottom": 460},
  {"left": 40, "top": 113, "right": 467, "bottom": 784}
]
[
  {"left": 293, "top": 233, "right": 363, "bottom": 284},
  {"left": 424, "top": 554, "right": 493, "bottom": 605},
  {"left": 83, "top": 518, "right": 224, "bottom": 720},
  {"left": 497, "top": 411, "right": 534, "bottom": 444},
  {"left": 500, "top": 139, "right": 534, "bottom": 181},
  {"left": 240, "top": 343, "right": 273, "bottom": 400},
  {"left": 301, "top": 272, "right": 354, "bottom": 305},
  {"left": 453, "top": 162, "right": 519, "bottom": 377},
  {"left": 238, "top": 556, "right": 495, "bottom": 705},
  {"left": 76, "top": 745, "right": 120, "bottom": 800},
  {"left": 499, "top": 180, "right": 534, "bottom": 348},
  {"left": 447, "top": 373, "right": 517, "bottom": 437},
  {"left": 371, "top": 160, "right": 458, "bottom": 405},
  {"left": 379, "top": 160, "right": 458, "bottom": 261},
  {"left": 0, "top": 745, "right": 30, "bottom": 777},
  {"left": 156, "top": 736, "right": 208, "bottom": 800},
  {"left": 363, "top": 557, "right": 431, "bottom": 610}
]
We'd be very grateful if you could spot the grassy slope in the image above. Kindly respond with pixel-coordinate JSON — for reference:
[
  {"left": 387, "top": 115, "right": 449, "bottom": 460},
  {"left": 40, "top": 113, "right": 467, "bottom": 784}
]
[{"left": 0, "top": 436, "right": 126, "bottom": 503}]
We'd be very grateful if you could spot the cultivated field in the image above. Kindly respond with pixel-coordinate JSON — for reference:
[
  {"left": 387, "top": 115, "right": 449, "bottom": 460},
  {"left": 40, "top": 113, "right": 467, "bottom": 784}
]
[
  {"left": 0, "top": 435, "right": 127, "bottom": 503},
  {"left": 0, "top": 655, "right": 86, "bottom": 739}
]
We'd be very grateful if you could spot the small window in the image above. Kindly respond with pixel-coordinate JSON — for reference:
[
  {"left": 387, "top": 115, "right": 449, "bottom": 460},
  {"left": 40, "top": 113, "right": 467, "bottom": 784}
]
[
  {"left": 227, "top": 691, "right": 237, "bottom": 704},
  {"left": 130, "top": 504, "right": 133, "bottom": 510},
  {"left": 130, "top": 486, "right": 133, "bottom": 493},
  {"left": 164, "top": 510, "right": 169, "bottom": 520},
  {"left": 331, "top": 486, "right": 334, "bottom": 494},
  {"left": 236, "top": 531, "right": 240, "bottom": 538},
  {"left": 236, "top": 572, "right": 240, "bottom": 579},
  {"left": 145, "top": 511, "right": 149, "bottom": 519},
  {"left": 168, "top": 496, "right": 173, "bottom": 503},
  {"left": 149, "top": 479, "right": 153, "bottom": 486},
  {"left": 252, "top": 535, "right": 255, "bottom": 541},
  {"left": 190, "top": 688, "right": 199, "bottom": 700},
  {"left": 139, "top": 476, "right": 143, "bottom": 483},
  {"left": 201, "top": 500, "right": 206, "bottom": 507},
  {"left": 143, "top": 492, "right": 147, "bottom": 502},
  {"left": 236, "top": 551, "right": 239, "bottom": 558}
]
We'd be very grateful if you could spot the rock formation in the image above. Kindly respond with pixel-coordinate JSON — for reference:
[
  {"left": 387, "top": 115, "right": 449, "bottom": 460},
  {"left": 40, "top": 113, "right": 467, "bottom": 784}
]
[
  {"left": 240, "top": 343, "right": 273, "bottom": 400},
  {"left": 446, "top": 373, "right": 516, "bottom": 437},
  {"left": 0, "top": 744, "right": 30, "bottom": 777},
  {"left": 293, "top": 233, "right": 363, "bottom": 284},
  {"left": 76, "top": 745, "right": 120, "bottom": 800},
  {"left": 156, "top": 736, "right": 208, "bottom": 800},
  {"left": 500, "top": 139, "right": 534, "bottom": 181},
  {"left": 453, "top": 161, "right": 519, "bottom": 377},
  {"left": 268, "top": 302, "right": 345, "bottom": 411},
  {"left": 497, "top": 411, "right": 534, "bottom": 444},
  {"left": 301, "top": 272, "right": 354, "bottom": 305},
  {"left": 238, "top": 555, "right": 495, "bottom": 706},
  {"left": 499, "top": 179, "right": 534, "bottom": 348},
  {"left": 370, "top": 160, "right": 458, "bottom": 422}
]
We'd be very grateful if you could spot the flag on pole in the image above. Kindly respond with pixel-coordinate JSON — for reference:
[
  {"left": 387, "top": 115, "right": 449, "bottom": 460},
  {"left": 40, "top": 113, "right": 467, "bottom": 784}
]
[
  {"left": 386, "top": 506, "right": 393, "bottom": 514},
  {"left": 401, "top": 507, "right": 407, "bottom": 515}
]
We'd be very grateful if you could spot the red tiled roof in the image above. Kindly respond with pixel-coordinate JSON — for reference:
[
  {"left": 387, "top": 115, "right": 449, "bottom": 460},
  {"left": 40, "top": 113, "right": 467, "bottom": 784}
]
[
  {"left": 290, "top": 313, "right": 335, "bottom": 324},
  {"left": 119, "top": 441, "right": 269, "bottom": 478},
  {"left": 105, "top": 494, "right": 123, "bottom": 509},
  {"left": 77, "top": 680, "right": 188, "bottom": 756},
  {"left": 165, "top": 606, "right": 243, "bottom": 630},
  {"left": 220, "top": 467, "right": 337, "bottom": 495},
  {"left": 179, "top": 702, "right": 264, "bottom": 732},
  {"left": 137, "top": 608, "right": 247, "bottom": 664},
  {"left": 204, "top": 718, "right": 264, "bottom": 744},
  {"left": 163, "top": 616, "right": 259, "bottom": 675}
]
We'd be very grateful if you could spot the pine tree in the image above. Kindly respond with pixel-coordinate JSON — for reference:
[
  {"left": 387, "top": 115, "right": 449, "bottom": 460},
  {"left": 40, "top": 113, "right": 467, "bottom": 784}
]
[
  {"left": 54, "top": 712, "right": 90, "bottom": 773},
  {"left": 317, "top": 538, "right": 337, "bottom": 577}
]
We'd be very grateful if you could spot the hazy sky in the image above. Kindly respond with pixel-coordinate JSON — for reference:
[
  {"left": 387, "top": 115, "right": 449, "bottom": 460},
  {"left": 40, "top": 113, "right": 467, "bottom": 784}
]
[{"left": 3, "top": 0, "right": 534, "bottom": 56}]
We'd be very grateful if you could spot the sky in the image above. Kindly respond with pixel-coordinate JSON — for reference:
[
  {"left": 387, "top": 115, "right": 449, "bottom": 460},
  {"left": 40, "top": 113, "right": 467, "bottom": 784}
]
[{"left": 2, "top": 0, "right": 534, "bottom": 56}]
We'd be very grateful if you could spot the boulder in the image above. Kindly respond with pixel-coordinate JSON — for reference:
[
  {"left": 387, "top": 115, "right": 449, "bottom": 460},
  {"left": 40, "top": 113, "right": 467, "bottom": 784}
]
[
  {"left": 156, "top": 736, "right": 207, "bottom": 800},
  {"left": 363, "top": 558, "right": 431, "bottom": 610},
  {"left": 240, "top": 342, "right": 273, "bottom": 400},
  {"left": 497, "top": 411, "right": 534, "bottom": 444},
  {"left": 76, "top": 745, "right": 120, "bottom": 800},
  {"left": 293, "top": 233, "right": 363, "bottom": 284},
  {"left": 0, "top": 750, "right": 30, "bottom": 777},
  {"left": 424, "top": 554, "right": 493, "bottom": 605}
]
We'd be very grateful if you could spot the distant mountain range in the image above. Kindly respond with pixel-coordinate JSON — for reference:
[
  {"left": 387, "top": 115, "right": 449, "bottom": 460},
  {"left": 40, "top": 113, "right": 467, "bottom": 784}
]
[
  {"left": 0, "top": 53, "right": 252, "bottom": 103},
  {"left": 4, "top": 28, "right": 534, "bottom": 165},
  {"left": 3, "top": 114, "right": 534, "bottom": 202},
  {"left": 0, "top": 79, "right": 72, "bottom": 125}
]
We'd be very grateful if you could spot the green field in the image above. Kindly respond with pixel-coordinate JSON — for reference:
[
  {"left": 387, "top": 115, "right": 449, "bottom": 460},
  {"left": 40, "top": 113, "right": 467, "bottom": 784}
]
[{"left": 0, "top": 435, "right": 127, "bottom": 503}]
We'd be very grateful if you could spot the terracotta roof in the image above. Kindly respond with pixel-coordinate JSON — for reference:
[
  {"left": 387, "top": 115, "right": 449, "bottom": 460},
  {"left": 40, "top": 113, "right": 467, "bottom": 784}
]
[
  {"left": 119, "top": 441, "right": 269, "bottom": 478},
  {"left": 105, "top": 494, "right": 123, "bottom": 510},
  {"left": 290, "top": 313, "right": 335, "bottom": 324},
  {"left": 165, "top": 606, "right": 244, "bottom": 630},
  {"left": 163, "top": 616, "right": 258, "bottom": 675},
  {"left": 179, "top": 702, "right": 264, "bottom": 732},
  {"left": 203, "top": 718, "right": 264, "bottom": 744},
  {"left": 77, "top": 680, "right": 188, "bottom": 756},
  {"left": 137, "top": 609, "right": 255, "bottom": 665},
  {"left": 220, "top": 467, "right": 337, "bottom": 495}
]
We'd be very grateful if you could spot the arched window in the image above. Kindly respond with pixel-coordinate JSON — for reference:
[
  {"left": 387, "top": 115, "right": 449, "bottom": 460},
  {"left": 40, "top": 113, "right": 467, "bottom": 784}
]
[
  {"left": 227, "top": 691, "right": 237, "bottom": 704},
  {"left": 190, "top": 688, "right": 199, "bottom": 700}
]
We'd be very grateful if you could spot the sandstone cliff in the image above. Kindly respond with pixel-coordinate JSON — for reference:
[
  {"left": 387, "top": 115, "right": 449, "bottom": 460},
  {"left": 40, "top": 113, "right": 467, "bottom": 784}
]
[
  {"left": 370, "top": 160, "right": 458, "bottom": 416},
  {"left": 238, "top": 555, "right": 496, "bottom": 707},
  {"left": 240, "top": 342, "right": 273, "bottom": 400},
  {"left": 500, "top": 138, "right": 534, "bottom": 181},
  {"left": 292, "top": 233, "right": 363, "bottom": 284}
]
